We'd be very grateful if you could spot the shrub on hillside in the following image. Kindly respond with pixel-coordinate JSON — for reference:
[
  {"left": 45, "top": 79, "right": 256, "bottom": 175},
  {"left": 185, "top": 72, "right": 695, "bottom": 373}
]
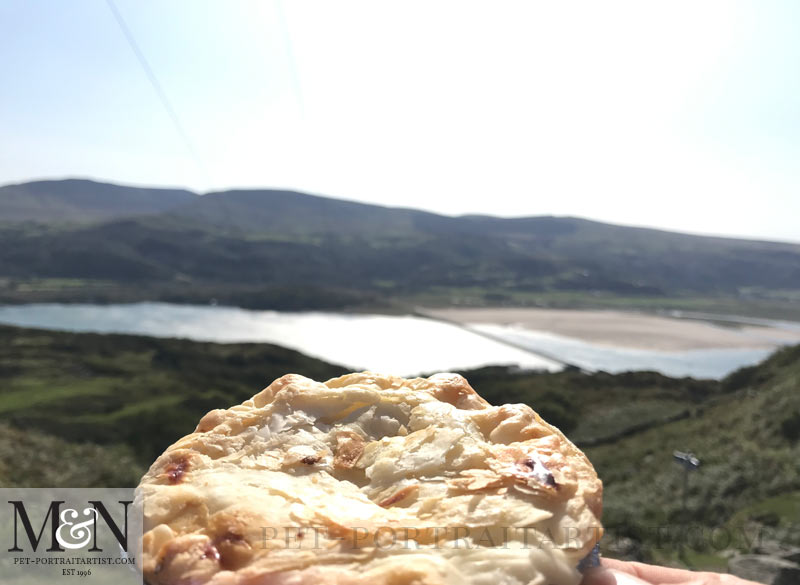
[{"left": 780, "top": 410, "right": 800, "bottom": 442}]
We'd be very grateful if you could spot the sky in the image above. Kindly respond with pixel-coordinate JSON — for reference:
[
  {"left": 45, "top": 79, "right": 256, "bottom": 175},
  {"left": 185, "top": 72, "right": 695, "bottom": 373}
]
[{"left": 1, "top": 1, "right": 799, "bottom": 242}]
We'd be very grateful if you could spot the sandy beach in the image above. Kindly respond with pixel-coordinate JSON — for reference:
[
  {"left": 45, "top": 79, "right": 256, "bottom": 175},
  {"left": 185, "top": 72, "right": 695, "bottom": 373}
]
[{"left": 423, "top": 307, "right": 800, "bottom": 351}]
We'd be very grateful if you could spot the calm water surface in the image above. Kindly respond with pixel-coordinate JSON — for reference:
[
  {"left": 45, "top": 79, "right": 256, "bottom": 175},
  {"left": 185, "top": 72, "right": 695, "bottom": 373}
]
[
  {"left": 0, "top": 303, "right": 780, "bottom": 378},
  {"left": 0, "top": 303, "right": 561, "bottom": 376}
]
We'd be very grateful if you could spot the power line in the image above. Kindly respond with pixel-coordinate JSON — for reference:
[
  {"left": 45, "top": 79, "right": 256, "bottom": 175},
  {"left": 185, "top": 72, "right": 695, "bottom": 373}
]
[
  {"left": 275, "top": 0, "right": 305, "bottom": 117},
  {"left": 105, "top": 0, "right": 211, "bottom": 187}
]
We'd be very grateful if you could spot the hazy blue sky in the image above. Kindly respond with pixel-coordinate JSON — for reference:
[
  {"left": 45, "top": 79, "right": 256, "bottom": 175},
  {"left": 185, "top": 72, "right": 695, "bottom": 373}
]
[{"left": 1, "top": 1, "right": 799, "bottom": 241}]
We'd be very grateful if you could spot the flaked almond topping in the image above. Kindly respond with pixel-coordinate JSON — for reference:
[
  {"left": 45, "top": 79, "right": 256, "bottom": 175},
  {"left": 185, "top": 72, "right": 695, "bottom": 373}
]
[
  {"left": 333, "top": 430, "right": 365, "bottom": 469},
  {"left": 378, "top": 484, "right": 419, "bottom": 507}
]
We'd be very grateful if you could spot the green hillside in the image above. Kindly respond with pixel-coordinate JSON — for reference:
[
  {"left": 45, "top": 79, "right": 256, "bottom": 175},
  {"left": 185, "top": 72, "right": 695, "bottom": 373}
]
[
  {"left": 0, "top": 325, "right": 348, "bottom": 470},
  {"left": 588, "top": 347, "right": 800, "bottom": 563},
  {"left": 1, "top": 180, "right": 800, "bottom": 317},
  {"left": 0, "top": 324, "right": 798, "bottom": 568}
]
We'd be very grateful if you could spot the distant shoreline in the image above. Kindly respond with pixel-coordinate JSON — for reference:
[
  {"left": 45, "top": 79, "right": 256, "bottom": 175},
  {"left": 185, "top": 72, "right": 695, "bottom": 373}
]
[{"left": 420, "top": 307, "right": 800, "bottom": 352}]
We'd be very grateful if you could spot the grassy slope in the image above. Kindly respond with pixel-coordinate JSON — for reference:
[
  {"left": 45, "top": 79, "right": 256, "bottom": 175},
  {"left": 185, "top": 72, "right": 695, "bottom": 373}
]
[
  {"left": 0, "top": 325, "right": 348, "bottom": 472},
  {"left": 0, "top": 325, "right": 798, "bottom": 567},
  {"left": 0, "top": 277, "right": 388, "bottom": 312},
  {"left": 0, "top": 424, "right": 143, "bottom": 487},
  {"left": 586, "top": 347, "right": 800, "bottom": 561}
]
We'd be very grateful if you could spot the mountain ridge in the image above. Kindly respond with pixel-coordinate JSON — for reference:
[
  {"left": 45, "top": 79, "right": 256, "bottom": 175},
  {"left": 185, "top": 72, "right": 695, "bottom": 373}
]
[
  {"left": 3, "top": 177, "right": 799, "bottom": 245},
  {"left": 1, "top": 179, "right": 800, "bottom": 310},
  {"left": 0, "top": 178, "right": 196, "bottom": 223}
]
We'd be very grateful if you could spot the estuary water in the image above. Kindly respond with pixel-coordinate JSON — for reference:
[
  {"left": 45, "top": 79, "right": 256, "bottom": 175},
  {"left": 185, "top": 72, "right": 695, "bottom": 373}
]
[{"left": 0, "top": 302, "right": 781, "bottom": 378}]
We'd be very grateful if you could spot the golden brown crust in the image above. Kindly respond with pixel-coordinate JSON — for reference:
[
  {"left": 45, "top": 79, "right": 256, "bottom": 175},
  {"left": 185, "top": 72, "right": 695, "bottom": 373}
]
[{"left": 135, "top": 372, "right": 602, "bottom": 585}]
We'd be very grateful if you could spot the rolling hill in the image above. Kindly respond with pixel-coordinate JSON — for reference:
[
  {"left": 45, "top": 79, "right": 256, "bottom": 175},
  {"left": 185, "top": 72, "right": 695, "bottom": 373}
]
[
  {"left": 0, "top": 178, "right": 196, "bottom": 223},
  {"left": 1, "top": 178, "right": 800, "bottom": 313}
]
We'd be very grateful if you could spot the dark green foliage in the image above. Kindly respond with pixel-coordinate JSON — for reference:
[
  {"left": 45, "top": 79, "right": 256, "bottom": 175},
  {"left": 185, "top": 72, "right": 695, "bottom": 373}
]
[
  {"left": 461, "top": 366, "right": 717, "bottom": 444},
  {"left": 0, "top": 424, "right": 143, "bottom": 487},
  {"left": 722, "top": 364, "right": 765, "bottom": 392},
  {"left": 781, "top": 411, "right": 800, "bottom": 442}
]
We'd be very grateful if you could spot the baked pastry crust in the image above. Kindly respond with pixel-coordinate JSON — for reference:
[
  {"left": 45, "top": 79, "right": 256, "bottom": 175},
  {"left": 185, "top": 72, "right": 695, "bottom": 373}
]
[{"left": 135, "top": 372, "right": 603, "bottom": 585}]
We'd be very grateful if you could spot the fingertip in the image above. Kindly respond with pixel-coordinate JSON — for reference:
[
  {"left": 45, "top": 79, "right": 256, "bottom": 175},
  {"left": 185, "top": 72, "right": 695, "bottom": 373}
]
[
  {"left": 581, "top": 567, "right": 617, "bottom": 585},
  {"left": 598, "top": 558, "right": 630, "bottom": 572},
  {"left": 605, "top": 569, "right": 652, "bottom": 585}
]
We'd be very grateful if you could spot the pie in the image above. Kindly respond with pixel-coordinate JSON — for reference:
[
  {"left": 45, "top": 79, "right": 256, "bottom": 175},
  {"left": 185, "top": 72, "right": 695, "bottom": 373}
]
[{"left": 135, "top": 372, "right": 603, "bottom": 585}]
